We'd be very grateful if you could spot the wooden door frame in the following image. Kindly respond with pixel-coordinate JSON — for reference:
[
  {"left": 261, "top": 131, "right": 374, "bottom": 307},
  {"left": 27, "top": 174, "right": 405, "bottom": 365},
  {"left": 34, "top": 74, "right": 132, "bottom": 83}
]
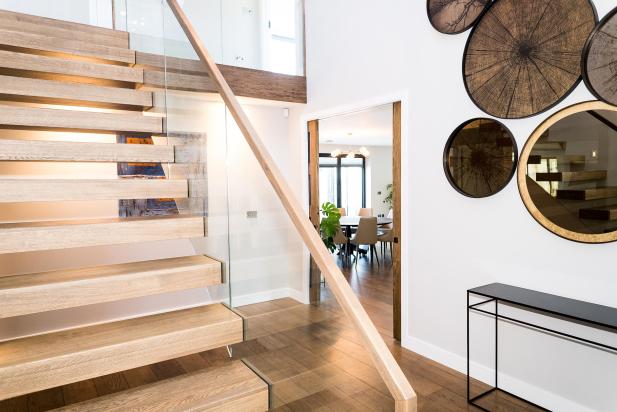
[
  {"left": 307, "top": 101, "right": 403, "bottom": 340},
  {"left": 308, "top": 120, "right": 321, "bottom": 304}
]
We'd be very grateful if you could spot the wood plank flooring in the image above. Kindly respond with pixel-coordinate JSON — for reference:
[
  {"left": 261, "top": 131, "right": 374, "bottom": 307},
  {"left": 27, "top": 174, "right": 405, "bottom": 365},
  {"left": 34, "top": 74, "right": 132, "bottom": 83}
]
[{"left": 0, "top": 251, "right": 542, "bottom": 411}]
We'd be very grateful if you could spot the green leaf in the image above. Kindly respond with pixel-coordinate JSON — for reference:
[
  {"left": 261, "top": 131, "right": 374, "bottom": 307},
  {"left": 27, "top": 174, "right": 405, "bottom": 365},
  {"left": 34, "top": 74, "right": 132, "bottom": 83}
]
[{"left": 319, "top": 202, "right": 341, "bottom": 252}]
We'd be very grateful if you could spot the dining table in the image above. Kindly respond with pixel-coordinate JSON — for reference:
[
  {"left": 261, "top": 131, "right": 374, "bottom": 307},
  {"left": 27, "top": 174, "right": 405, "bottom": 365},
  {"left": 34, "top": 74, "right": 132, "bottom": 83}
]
[
  {"left": 337, "top": 216, "right": 393, "bottom": 264},
  {"left": 339, "top": 216, "right": 393, "bottom": 236}
]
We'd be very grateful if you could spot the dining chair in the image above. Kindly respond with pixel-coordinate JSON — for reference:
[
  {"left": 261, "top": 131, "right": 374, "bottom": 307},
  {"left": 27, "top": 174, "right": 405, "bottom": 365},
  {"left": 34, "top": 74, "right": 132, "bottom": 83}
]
[
  {"left": 378, "top": 228, "right": 394, "bottom": 261},
  {"left": 380, "top": 208, "right": 394, "bottom": 256},
  {"left": 333, "top": 226, "right": 350, "bottom": 260},
  {"left": 350, "top": 217, "right": 379, "bottom": 266},
  {"left": 358, "top": 208, "right": 373, "bottom": 217},
  {"left": 338, "top": 208, "right": 347, "bottom": 217}
]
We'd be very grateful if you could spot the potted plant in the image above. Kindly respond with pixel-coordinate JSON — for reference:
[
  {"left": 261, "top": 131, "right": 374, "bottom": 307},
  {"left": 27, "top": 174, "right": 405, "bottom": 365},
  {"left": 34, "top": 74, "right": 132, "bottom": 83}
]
[
  {"left": 383, "top": 183, "right": 393, "bottom": 208},
  {"left": 319, "top": 202, "right": 341, "bottom": 252}
]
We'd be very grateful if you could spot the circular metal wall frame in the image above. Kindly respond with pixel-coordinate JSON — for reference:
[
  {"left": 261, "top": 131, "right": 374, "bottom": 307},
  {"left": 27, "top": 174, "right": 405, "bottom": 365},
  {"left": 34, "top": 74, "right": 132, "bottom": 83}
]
[
  {"left": 463, "top": 0, "right": 597, "bottom": 119},
  {"left": 583, "top": 6, "right": 617, "bottom": 106},
  {"left": 427, "top": 0, "right": 491, "bottom": 35},
  {"left": 518, "top": 101, "right": 617, "bottom": 244},
  {"left": 443, "top": 118, "right": 518, "bottom": 198}
]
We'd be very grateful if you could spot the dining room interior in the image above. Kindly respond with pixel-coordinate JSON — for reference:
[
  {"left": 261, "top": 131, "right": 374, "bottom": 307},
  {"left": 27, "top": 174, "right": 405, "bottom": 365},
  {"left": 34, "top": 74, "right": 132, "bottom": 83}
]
[{"left": 308, "top": 102, "right": 402, "bottom": 339}]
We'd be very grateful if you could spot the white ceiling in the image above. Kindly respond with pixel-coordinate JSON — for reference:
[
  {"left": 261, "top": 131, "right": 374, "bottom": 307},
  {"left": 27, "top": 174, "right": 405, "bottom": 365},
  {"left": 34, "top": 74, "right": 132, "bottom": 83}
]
[{"left": 318, "top": 104, "right": 393, "bottom": 147}]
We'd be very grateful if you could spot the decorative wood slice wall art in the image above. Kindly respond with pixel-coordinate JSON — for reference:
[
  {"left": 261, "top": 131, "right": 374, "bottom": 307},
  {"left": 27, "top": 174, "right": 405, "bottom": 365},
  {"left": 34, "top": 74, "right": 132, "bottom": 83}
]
[
  {"left": 427, "top": 0, "right": 491, "bottom": 35},
  {"left": 518, "top": 101, "right": 617, "bottom": 243},
  {"left": 463, "top": 0, "right": 597, "bottom": 119},
  {"left": 583, "top": 7, "right": 617, "bottom": 106},
  {"left": 444, "top": 118, "right": 517, "bottom": 198}
]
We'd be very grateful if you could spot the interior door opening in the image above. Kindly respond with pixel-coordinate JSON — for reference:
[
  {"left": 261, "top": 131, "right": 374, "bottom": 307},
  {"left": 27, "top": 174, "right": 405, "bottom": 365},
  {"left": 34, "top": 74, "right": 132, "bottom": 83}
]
[{"left": 307, "top": 101, "right": 403, "bottom": 340}]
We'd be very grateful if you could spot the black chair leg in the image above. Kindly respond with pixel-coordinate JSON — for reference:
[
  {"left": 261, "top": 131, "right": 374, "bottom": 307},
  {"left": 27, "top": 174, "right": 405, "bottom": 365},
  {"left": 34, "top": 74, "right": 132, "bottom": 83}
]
[{"left": 371, "top": 245, "right": 380, "bottom": 266}]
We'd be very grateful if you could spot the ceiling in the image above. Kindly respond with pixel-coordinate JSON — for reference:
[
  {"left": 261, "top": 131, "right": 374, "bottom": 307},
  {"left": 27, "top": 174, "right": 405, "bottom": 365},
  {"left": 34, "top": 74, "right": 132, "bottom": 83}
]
[{"left": 318, "top": 104, "right": 393, "bottom": 147}]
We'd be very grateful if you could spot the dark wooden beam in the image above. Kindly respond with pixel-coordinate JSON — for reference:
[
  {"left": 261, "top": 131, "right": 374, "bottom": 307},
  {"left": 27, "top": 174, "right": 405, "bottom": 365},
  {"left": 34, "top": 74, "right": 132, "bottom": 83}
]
[{"left": 136, "top": 51, "right": 306, "bottom": 104}]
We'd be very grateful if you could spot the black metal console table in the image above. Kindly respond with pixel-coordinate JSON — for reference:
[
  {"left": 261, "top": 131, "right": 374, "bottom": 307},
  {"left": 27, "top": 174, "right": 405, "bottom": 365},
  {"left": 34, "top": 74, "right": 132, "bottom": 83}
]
[{"left": 467, "top": 283, "right": 617, "bottom": 411}]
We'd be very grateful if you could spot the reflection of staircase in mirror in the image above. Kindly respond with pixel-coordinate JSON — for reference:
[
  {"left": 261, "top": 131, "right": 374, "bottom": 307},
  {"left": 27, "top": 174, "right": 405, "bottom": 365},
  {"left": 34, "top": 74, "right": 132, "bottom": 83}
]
[
  {"left": 528, "top": 133, "right": 617, "bottom": 233},
  {"left": 0, "top": 8, "right": 268, "bottom": 411}
]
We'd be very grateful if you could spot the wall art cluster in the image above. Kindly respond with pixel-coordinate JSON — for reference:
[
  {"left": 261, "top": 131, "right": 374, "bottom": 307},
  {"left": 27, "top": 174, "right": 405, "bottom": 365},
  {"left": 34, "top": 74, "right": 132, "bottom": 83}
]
[{"left": 429, "top": 0, "right": 617, "bottom": 243}]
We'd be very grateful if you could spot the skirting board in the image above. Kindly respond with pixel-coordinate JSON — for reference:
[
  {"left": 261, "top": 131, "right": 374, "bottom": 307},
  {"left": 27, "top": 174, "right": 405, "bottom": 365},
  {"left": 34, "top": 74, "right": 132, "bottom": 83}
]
[
  {"left": 402, "top": 335, "right": 594, "bottom": 412},
  {"left": 230, "top": 287, "right": 307, "bottom": 307}
]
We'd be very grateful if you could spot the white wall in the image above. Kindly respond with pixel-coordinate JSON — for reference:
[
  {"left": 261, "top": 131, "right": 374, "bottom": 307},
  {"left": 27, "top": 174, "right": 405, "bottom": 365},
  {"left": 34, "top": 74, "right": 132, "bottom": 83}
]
[
  {"left": 294, "top": 1, "right": 617, "bottom": 410},
  {"left": 0, "top": 0, "right": 112, "bottom": 28},
  {"left": 367, "top": 146, "right": 393, "bottom": 216}
]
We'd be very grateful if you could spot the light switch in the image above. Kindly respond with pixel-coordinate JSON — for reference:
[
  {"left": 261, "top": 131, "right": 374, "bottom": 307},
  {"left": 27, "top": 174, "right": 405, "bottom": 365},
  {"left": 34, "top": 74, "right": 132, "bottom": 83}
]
[{"left": 247, "top": 211, "right": 258, "bottom": 219}]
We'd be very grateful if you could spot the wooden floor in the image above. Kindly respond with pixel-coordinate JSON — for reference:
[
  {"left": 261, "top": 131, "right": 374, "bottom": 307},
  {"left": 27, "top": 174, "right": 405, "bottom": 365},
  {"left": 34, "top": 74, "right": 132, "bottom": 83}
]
[{"left": 0, "top": 250, "right": 542, "bottom": 411}]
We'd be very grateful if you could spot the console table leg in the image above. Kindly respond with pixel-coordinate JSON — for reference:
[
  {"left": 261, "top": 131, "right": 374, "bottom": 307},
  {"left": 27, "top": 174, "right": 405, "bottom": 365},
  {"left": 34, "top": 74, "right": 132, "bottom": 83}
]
[
  {"left": 495, "top": 299, "right": 499, "bottom": 390},
  {"left": 467, "top": 291, "right": 470, "bottom": 402}
]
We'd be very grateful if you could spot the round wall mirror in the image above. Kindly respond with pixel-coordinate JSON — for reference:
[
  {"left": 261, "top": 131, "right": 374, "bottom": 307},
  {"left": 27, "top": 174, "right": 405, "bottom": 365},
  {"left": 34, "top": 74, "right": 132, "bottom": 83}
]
[
  {"left": 518, "top": 101, "right": 617, "bottom": 243},
  {"left": 427, "top": 0, "right": 490, "bottom": 35},
  {"left": 444, "top": 118, "right": 518, "bottom": 198},
  {"left": 463, "top": 0, "right": 597, "bottom": 119}
]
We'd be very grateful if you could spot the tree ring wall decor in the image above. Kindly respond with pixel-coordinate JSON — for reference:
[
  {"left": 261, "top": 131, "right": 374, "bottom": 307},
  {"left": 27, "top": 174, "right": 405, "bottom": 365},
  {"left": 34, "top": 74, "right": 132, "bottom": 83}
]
[
  {"left": 518, "top": 101, "right": 617, "bottom": 244},
  {"left": 444, "top": 118, "right": 517, "bottom": 198},
  {"left": 583, "top": 7, "right": 617, "bottom": 106},
  {"left": 463, "top": 0, "right": 597, "bottom": 119},
  {"left": 427, "top": 0, "right": 491, "bottom": 35}
]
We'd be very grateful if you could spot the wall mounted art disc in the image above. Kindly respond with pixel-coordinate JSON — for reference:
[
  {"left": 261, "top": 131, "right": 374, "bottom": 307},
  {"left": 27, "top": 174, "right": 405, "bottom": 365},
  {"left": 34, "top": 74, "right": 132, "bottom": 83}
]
[
  {"left": 463, "top": 0, "right": 597, "bottom": 119},
  {"left": 444, "top": 118, "right": 517, "bottom": 198},
  {"left": 518, "top": 101, "right": 617, "bottom": 243},
  {"left": 583, "top": 7, "right": 617, "bottom": 106},
  {"left": 427, "top": 0, "right": 491, "bottom": 35}
]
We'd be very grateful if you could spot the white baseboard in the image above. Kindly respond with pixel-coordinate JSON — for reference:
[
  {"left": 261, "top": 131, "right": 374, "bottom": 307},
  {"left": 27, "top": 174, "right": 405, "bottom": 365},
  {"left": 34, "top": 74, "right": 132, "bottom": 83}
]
[
  {"left": 402, "top": 335, "right": 594, "bottom": 412},
  {"left": 230, "top": 287, "right": 305, "bottom": 307}
]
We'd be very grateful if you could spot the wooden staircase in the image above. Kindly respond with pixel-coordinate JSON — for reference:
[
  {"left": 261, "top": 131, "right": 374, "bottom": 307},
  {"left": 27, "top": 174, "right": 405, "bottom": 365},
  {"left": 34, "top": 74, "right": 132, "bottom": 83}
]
[{"left": 0, "top": 9, "right": 268, "bottom": 412}]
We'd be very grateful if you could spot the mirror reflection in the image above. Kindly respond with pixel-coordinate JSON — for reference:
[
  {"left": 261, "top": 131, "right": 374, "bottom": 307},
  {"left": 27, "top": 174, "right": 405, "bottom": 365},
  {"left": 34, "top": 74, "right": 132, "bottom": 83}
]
[
  {"left": 444, "top": 118, "right": 517, "bottom": 198},
  {"left": 524, "top": 109, "right": 617, "bottom": 238}
]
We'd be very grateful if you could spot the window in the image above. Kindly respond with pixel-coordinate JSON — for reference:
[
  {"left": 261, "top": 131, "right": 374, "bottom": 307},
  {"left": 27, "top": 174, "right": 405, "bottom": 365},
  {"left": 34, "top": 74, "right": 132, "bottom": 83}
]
[{"left": 318, "top": 154, "right": 366, "bottom": 214}]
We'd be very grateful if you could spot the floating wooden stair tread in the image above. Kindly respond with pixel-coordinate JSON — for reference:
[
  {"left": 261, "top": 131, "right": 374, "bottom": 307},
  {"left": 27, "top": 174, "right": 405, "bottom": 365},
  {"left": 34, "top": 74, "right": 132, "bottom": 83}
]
[
  {"left": 557, "top": 187, "right": 617, "bottom": 201},
  {"left": 0, "top": 28, "right": 135, "bottom": 64},
  {"left": 0, "top": 304, "right": 243, "bottom": 400},
  {"left": 0, "top": 9, "right": 128, "bottom": 49},
  {"left": 534, "top": 141, "right": 566, "bottom": 151},
  {"left": 56, "top": 361, "right": 268, "bottom": 412},
  {"left": 535, "top": 170, "right": 607, "bottom": 182},
  {"left": 564, "top": 155, "right": 588, "bottom": 164},
  {"left": 0, "top": 215, "right": 204, "bottom": 254},
  {"left": 0, "top": 50, "right": 143, "bottom": 85},
  {"left": 579, "top": 204, "right": 617, "bottom": 221},
  {"left": 528, "top": 155, "right": 542, "bottom": 164},
  {"left": 0, "top": 105, "right": 163, "bottom": 134},
  {"left": 0, "top": 139, "right": 174, "bottom": 163},
  {"left": 0, "top": 178, "right": 188, "bottom": 202},
  {"left": 0, "top": 75, "right": 152, "bottom": 109},
  {"left": 0, "top": 255, "right": 221, "bottom": 319}
]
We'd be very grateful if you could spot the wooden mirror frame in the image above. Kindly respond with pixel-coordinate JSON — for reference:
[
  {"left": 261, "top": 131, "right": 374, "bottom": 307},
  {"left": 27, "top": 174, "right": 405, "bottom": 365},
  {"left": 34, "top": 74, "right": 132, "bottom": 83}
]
[{"left": 518, "top": 101, "right": 617, "bottom": 244}]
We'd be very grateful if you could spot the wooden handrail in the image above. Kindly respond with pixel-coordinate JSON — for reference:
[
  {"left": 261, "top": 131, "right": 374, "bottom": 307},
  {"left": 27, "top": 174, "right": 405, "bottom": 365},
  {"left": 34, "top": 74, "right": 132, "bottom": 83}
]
[{"left": 166, "top": 1, "right": 417, "bottom": 410}]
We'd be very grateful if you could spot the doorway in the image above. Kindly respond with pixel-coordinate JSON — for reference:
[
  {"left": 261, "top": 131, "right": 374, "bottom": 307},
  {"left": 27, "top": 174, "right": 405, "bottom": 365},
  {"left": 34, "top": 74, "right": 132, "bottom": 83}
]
[{"left": 308, "top": 101, "right": 403, "bottom": 340}]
